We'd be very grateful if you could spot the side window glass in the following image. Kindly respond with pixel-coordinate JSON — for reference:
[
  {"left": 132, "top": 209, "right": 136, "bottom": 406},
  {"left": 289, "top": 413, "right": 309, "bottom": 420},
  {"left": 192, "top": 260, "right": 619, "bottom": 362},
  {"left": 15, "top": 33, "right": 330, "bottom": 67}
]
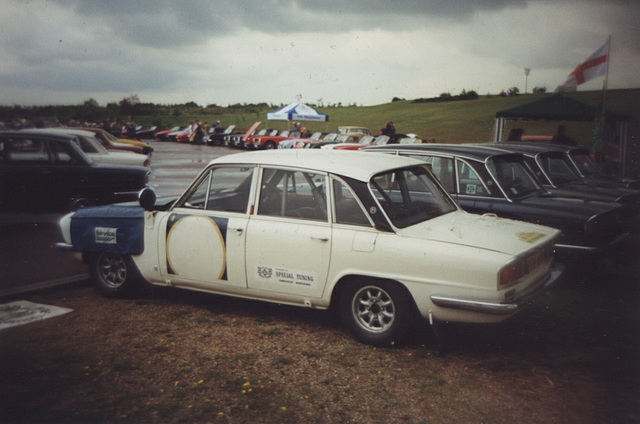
[
  {"left": 181, "top": 166, "right": 253, "bottom": 212},
  {"left": 332, "top": 178, "right": 371, "bottom": 226},
  {"left": 258, "top": 168, "right": 327, "bottom": 221},
  {"left": 5, "top": 138, "right": 50, "bottom": 163},
  {"left": 78, "top": 136, "right": 99, "bottom": 153},
  {"left": 428, "top": 157, "right": 455, "bottom": 193},
  {"left": 49, "top": 140, "right": 76, "bottom": 164},
  {"left": 207, "top": 167, "right": 253, "bottom": 212},
  {"left": 456, "top": 160, "right": 488, "bottom": 196}
]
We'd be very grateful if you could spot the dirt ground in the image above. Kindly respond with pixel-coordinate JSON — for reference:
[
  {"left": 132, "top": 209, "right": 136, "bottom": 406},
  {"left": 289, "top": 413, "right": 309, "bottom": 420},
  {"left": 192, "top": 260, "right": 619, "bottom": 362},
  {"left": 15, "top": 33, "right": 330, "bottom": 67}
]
[{"left": 1, "top": 249, "right": 639, "bottom": 424}]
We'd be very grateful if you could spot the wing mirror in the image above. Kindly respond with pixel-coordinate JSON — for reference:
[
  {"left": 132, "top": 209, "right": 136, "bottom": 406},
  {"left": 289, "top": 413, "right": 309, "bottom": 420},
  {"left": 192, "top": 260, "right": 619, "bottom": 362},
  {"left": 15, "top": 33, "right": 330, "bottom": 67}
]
[{"left": 138, "top": 187, "right": 156, "bottom": 211}]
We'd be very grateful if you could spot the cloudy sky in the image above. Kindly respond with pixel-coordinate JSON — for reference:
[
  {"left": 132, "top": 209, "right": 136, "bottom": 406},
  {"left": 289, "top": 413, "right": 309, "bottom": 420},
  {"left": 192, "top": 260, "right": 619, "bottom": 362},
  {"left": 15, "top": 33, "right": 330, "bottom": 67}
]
[{"left": 1, "top": 0, "right": 639, "bottom": 107}]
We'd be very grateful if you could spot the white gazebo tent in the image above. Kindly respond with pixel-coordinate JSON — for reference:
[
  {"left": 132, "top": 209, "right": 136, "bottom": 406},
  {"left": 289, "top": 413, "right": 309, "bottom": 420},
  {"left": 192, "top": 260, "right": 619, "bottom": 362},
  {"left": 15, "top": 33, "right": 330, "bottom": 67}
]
[{"left": 266, "top": 102, "right": 329, "bottom": 123}]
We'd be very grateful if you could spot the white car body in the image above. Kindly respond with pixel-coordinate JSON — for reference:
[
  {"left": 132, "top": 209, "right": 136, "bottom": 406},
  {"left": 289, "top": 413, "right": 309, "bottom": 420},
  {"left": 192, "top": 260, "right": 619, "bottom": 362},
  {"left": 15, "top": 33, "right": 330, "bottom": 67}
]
[
  {"left": 59, "top": 150, "right": 562, "bottom": 345},
  {"left": 25, "top": 128, "right": 150, "bottom": 167}
]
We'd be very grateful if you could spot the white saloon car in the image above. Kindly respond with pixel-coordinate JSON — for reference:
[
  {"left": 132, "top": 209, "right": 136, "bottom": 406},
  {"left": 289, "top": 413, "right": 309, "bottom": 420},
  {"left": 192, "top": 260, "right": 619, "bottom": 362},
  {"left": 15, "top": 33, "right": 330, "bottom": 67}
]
[
  {"left": 23, "top": 129, "right": 150, "bottom": 167},
  {"left": 58, "top": 150, "right": 562, "bottom": 346}
]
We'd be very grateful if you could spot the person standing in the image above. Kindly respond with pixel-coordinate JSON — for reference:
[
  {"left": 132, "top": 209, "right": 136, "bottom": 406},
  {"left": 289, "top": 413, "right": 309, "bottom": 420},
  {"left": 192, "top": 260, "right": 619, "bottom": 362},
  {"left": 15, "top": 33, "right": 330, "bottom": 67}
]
[
  {"left": 551, "top": 125, "right": 577, "bottom": 146},
  {"left": 381, "top": 121, "right": 396, "bottom": 136},
  {"left": 125, "top": 116, "right": 137, "bottom": 139}
]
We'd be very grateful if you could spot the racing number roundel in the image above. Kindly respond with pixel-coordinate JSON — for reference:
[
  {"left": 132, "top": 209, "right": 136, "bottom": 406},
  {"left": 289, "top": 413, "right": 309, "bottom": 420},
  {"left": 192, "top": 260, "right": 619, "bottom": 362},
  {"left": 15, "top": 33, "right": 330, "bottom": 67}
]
[{"left": 166, "top": 214, "right": 227, "bottom": 281}]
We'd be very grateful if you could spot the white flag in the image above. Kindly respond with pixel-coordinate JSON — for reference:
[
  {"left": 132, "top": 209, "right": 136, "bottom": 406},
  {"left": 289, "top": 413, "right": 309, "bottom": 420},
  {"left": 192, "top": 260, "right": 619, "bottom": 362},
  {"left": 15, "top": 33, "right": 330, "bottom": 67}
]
[{"left": 555, "top": 40, "right": 610, "bottom": 93}]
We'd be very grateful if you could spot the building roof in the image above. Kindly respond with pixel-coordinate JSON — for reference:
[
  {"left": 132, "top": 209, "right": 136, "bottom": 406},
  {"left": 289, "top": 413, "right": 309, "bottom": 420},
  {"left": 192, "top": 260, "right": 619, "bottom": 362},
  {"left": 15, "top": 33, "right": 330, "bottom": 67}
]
[{"left": 496, "top": 94, "right": 626, "bottom": 121}]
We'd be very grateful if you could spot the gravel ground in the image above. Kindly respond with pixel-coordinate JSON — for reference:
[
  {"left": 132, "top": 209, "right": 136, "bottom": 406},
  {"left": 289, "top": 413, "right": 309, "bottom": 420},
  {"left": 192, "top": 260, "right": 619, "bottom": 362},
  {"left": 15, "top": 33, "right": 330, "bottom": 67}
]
[{"left": 0, "top": 245, "right": 638, "bottom": 424}]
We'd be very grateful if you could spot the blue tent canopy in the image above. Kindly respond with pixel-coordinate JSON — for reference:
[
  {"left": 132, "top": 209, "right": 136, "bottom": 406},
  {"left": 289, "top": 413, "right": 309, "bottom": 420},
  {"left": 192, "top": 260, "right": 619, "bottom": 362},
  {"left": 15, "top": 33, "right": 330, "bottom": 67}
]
[{"left": 266, "top": 102, "right": 329, "bottom": 122}]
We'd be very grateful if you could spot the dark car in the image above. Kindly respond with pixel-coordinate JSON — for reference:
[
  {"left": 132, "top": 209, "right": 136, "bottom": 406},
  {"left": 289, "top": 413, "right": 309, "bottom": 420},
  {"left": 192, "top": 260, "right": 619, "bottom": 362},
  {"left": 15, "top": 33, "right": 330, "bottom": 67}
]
[
  {"left": 135, "top": 126, "right": 159, "bottom": 139},
  {"left": 363, "top": 143, "right": 629, "bottom": 259},
  {"left": 482, "top": 142, "right": 640, "bottom": 231},
  {"left": 206, "top": 125, "right": 236, "bottom": 146},
  {"left": 0, "top": 131, "right": 150, "bottom": 212},
  {"left": 512, "top": 141, "right": 639, "bottom": 190}
]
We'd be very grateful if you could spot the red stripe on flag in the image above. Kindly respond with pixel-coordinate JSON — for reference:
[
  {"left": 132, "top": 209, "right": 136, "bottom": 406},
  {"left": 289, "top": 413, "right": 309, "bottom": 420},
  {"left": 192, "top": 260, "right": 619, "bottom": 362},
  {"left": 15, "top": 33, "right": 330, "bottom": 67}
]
[{"left": 569, "top": 54, "right": 608, "bottom": 84}]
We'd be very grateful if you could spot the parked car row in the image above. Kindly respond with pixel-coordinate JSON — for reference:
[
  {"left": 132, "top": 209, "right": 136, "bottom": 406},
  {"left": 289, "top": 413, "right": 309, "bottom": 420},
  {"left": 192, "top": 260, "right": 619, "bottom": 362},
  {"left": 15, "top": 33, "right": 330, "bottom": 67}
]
[
  {"left": 0, "top": 130, "right": 150, "bottom": 212},
  {"left": 361, "top": 142, "right": 638, "bottom": 261},
  {"left": 49, "top": 136, "right": 637, "bottom": 347}
]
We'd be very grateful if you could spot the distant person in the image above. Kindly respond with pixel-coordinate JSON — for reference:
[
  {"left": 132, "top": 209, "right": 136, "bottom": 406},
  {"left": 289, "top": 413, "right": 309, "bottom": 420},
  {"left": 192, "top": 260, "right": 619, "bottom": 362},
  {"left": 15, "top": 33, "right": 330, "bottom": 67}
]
[
  {"left": 293, "top": 122, "right": 302, "bottom": 132},
  {"left": 125, "top": 116, "right": 137, "bottom": 139},
  {"left": 380, "top": 121, "right": 396, "bottom": 136},
  {"left": 110, "top": 118, "right": 122, "bottom": 137},
  {"left": 551, "top": 125, "right": 577, "bottom": 146},
  {"left": 193, "top": 120, "right": 205, "bottom": 144}
]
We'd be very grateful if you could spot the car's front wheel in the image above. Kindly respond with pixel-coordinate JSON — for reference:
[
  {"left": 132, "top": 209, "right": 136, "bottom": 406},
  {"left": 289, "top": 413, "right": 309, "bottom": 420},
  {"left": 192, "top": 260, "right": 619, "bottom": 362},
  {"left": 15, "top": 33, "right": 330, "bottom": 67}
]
[
  {"left": 90, "top": 252, "right": 139, "bottom": 298},
  {"left": 339, "top": 281, "right": 414, "bottom": 346}
]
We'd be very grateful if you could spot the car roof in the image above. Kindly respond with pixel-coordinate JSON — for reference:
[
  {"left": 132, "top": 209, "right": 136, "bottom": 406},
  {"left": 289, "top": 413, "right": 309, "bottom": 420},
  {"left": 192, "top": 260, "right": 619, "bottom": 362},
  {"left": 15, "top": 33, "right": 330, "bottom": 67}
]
[
  {"left": 363, "top": 143, "right": 522, "bottom": 162},
  {"left": 21, "top": 128, "right": 97, "bottom": 137},
  {"left": 2, "top": 130, "right": 79, "bottom": 142},
  {"left": 478, "top": 142, "right": 568, "bottom": 157},
  {"left": 210, "top": 149, "right": 426, "bottom": 182},
  {"left": 495, "top": 141, "right": 591, "bottom": 154}
]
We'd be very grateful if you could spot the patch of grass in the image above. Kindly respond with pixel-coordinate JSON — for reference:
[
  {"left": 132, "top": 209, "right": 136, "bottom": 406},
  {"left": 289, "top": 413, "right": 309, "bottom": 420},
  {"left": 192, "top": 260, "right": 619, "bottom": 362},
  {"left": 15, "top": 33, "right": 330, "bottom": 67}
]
[{"left": 263, "top": 327, "right": 283, "bottom": 336}]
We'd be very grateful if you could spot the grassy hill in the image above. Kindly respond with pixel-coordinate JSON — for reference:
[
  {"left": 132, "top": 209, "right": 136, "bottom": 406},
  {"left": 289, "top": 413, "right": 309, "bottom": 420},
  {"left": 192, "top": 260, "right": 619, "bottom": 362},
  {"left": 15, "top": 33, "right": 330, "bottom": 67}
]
[{"left": 160, "top": 89, "right": 638, "bottom": 146}]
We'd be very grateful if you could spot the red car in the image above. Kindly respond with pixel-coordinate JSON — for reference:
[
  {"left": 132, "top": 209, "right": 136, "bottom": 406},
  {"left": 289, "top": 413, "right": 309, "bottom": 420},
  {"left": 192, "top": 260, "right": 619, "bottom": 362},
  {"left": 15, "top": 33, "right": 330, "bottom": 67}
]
[
  {"left": 155, "top": 126, "right": 183, "bottom": 141},
  {"left": 246, "top": 130, "right": 304, "bottom": 150}
]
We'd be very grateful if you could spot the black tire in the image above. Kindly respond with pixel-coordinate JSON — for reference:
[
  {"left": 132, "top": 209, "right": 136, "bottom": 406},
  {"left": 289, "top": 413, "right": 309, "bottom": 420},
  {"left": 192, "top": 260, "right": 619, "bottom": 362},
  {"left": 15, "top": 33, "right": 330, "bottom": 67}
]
[
  {"left": 90, "top": 252, "right": 140, "bottom": 298},
  {"left": 338, "top": 280, "right": 414, "bottom": 346},
  {"left": 264, "top": 140, "right": 277, "bottom": 150}
]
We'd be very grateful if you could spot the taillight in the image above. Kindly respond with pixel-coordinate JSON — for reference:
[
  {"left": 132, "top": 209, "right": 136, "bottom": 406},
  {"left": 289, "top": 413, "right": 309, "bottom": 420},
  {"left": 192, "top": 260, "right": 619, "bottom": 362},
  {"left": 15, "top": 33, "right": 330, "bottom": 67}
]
[{"left": 499, "top": 258, "right": 525, "bottom": 289}]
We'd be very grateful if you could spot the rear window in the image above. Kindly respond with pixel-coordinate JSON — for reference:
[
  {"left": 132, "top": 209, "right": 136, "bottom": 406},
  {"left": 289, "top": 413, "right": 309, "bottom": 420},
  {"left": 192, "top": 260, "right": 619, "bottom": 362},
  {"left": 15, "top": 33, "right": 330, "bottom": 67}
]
[{"left": 369, "top": 165, "right": 456, "bottom": 228}]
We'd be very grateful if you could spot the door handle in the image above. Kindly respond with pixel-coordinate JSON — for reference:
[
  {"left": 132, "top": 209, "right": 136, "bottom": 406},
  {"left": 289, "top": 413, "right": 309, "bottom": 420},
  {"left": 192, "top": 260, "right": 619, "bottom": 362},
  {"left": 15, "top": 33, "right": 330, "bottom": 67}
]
[
  {"left": 228, "top": 227, "right": 244, "bottom": 235},
  {"left": 311, "top": 236, "right": 329, "bottom": 242}
]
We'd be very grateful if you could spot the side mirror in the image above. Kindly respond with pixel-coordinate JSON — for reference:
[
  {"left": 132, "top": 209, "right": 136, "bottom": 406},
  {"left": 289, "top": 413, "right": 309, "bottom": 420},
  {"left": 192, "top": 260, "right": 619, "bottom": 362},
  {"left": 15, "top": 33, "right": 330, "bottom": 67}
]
[{"left": 138, "top": 187, "right": 156, "bottom": 211}]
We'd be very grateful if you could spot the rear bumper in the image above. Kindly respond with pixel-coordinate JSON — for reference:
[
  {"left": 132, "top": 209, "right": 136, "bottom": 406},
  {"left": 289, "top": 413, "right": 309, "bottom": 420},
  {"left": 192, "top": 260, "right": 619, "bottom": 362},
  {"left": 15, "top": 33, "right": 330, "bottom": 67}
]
[{"left": 430, "top": 263, "right": 564, "bottom": 315}]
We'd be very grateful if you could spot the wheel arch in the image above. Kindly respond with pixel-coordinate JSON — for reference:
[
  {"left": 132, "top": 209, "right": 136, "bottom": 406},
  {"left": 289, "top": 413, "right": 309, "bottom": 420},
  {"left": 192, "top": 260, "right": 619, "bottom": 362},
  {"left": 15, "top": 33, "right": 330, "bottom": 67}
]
[{"left": 329, "top": 274, "right": 420, "bottom": 314}]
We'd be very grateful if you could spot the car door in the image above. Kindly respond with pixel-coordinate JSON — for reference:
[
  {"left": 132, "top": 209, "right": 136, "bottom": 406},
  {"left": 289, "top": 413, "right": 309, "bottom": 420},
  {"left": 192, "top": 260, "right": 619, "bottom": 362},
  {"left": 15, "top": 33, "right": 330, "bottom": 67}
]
[
  {"left": 158, "top": 165, "right": 255, "bottom": 288},
  {"left": 245, "top": 167, "right": 331, "bottom": 299}
]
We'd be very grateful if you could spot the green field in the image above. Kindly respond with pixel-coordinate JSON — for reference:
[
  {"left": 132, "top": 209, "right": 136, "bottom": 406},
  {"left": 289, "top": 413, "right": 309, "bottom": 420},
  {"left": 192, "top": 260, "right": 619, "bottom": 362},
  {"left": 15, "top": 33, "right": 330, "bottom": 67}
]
[{"left": 145, "top": 89, "right": 638, "bottom": 146}]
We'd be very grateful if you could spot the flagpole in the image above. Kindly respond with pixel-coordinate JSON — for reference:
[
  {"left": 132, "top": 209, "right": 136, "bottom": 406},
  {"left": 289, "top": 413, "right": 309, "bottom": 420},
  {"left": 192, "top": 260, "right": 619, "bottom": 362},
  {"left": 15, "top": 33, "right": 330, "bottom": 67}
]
[{"left": 590, "top": 35, "right": 611, "bottom": 154}]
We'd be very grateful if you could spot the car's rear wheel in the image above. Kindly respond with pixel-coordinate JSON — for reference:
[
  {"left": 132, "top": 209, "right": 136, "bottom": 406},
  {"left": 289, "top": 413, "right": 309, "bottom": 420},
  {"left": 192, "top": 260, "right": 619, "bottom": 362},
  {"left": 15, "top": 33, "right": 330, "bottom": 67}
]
[
  {"left": 264, "top": 141, "right": 277, "bottom": 150},
  {"left": 339, "top": 281, "right": 414, "bottom": 346},
  {"left": 90, "top": 252, "right": 139, "bottom": 297}
]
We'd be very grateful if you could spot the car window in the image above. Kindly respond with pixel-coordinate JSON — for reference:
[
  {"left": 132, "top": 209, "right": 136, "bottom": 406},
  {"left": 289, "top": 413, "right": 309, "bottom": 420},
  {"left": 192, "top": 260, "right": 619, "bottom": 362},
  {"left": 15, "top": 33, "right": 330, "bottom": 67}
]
[
  {"left": 180, "top": 166, "right": 253, "bottom": 212},
  {"left": 423, "top": 156, "right": 455, "bottom": 193},
  {"left": 536, "top": 153, "right": 579, "bottom": 185},
  {"left": 570, "top": 151, "right": 601, "bottom": 176},
  {"left": 48, "top": 140, "right": 79, "bottom": 164},
  {"left": 2, "top": 138, "right": 50, "bottom": 163},
  {"left": 258, "top": 168, "right": 327, "bottom": 221},
  {"left": 332, "top": 178, "right": 371, "bottom": 226},
  {"left": 486, "top": 156, "right": 540, "bottom": 198},
  {"left": 456, "top": 160, "right": 490, "bottom": 196},
  {"left": 369, "top": 165, "right": 457, "bottom": 228}
]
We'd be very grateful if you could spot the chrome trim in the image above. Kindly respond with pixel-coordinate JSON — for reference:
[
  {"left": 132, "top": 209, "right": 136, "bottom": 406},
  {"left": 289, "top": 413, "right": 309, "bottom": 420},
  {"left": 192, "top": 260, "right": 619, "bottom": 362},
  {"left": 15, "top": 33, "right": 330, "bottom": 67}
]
[
  {"left": 430, "top": 263, "right": 564, "bottom": 315},
  {"left": 554, "top": 231, "right": 630, "bottom": 253}
]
